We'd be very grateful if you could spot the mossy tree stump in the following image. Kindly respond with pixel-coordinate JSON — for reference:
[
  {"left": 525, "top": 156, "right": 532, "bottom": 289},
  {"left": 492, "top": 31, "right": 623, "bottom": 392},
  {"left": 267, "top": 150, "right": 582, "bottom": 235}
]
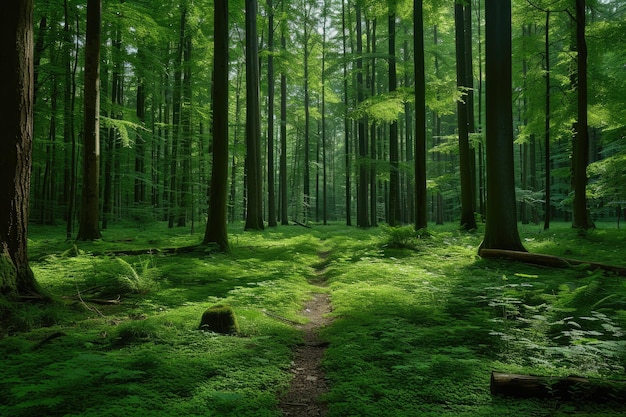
[{"left": 199, "top": 305, "right": 239, "bottom": 334}]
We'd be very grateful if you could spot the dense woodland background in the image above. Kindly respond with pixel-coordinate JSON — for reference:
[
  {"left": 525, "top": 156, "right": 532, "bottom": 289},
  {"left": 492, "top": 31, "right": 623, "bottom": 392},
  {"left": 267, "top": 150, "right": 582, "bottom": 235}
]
[{"left": 28, "top": 0, "right": 626, "bottom": 236}]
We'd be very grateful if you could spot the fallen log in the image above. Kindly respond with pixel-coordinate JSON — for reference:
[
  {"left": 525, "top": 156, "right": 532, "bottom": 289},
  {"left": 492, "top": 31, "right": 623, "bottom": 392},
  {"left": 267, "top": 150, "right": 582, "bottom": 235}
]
[
  {"left": 490, "top": 371, "right": 626, "bottom": 402},
  {"left": 479, "top": 249, "right": 626, "bottom": 276}
]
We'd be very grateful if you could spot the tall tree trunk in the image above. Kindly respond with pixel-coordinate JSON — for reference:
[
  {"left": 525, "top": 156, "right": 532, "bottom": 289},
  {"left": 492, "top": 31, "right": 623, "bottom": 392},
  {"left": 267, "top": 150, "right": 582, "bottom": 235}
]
[
  {"left": 302, "top": 3, "right": 312, "bottom": 223},
  {"left": 388, "top": 6, "right": 400, "bottom": 227},
  {"left": 479, "top": 0, "right": 525, "bottom": 252},
  {"left": 267, "top": 0, "right": 277, "bottom": 227},
  {"left": 65, "top": 0, "right": 79, "bottom": 239},
  {"left": 342, "top": 0, "right": 352, "bottom": 226},
  {"left": 178, "top": 28, "right": 192, "bottom": 227},
  {"left": 321, "top": 1, "right": 328, "bottom": 225},
  {"left": 414, "top": 0, "right": 427, "bottom": 230},
  {"left": 244, "top": 0, "right": 264, "bottom": 231},
  {"left": 455, "top": 1, "right": 477, "bottom": 231},
  {"left": 279, "top": 7, "right": 289, "bottom": 226},
  {"left": 369, "top": 19, "right": 378, "bottom": 227},
  {"left": 204, "top": 0, "right": 230, "bottom": 252},
  {"left": 355, "top": 4, "right": 369, "bottom": 228},
  {"left": 0, "top": 0, "right": 44, "bottom": 297},
  {"left": 544, "top": 10, "right": 551, "bottom": 230},
  {"left": 572, "top": 0, "right": 592, "bottom": 230},
  {"left": 77, "top": 0, "right": 102, "bottom": 240},
  {"left": 135, "top": 48, "right": 146, "bottom": 204}
]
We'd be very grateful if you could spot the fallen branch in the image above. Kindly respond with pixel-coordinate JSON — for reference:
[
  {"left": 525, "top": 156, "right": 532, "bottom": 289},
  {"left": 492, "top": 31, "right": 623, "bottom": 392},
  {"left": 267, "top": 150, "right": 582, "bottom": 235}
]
[
  {"left": 490, "top": 371, "right": 626, "bottom": 402},
  {"left": 479, "top": 249, "right": 626, "bottom": 276},
  {"left": 292, "top": 220, "right": 312, "bottom": 229}
]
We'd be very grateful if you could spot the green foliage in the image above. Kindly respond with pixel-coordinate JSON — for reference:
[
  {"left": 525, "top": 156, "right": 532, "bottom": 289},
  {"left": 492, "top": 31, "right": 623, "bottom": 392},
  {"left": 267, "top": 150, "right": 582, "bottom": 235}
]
[
  {"left": 116, "top": 257, "right": 160, "bottom": 294},
  {"left": 380, "top": 225, "right": 429, "bottom": 250},
  {"left": 2, "top": 223, "right": 626, "bottom": 416}
]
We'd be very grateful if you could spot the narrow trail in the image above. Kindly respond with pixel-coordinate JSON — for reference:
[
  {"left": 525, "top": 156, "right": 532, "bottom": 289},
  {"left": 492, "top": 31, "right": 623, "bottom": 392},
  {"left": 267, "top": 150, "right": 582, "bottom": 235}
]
[{"left": 279, "top": 251, "right": 333, "bottom": 417}]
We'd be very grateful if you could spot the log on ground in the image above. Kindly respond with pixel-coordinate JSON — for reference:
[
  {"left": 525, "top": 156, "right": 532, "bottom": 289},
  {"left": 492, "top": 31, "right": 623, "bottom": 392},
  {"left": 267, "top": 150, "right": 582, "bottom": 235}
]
[{"left": 490, "top": 371, "right": 626, "bottom": 402}]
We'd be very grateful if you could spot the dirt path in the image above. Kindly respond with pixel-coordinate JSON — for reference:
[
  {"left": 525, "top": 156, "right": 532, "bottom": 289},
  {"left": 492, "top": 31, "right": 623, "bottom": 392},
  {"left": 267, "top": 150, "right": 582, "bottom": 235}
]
[{"left": 279, "top": 252, "right": 333, "bottom": 417}]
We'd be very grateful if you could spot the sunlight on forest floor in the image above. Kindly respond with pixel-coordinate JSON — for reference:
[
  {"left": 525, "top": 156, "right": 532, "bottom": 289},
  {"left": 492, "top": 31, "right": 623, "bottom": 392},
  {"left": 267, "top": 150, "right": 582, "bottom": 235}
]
[{"left": 1, "top": 222, "right": 625, "bottom": 416}]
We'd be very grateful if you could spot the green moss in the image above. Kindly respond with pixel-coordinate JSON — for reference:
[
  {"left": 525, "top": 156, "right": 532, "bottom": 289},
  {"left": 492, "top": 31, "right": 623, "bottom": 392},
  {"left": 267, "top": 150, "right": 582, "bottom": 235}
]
[{"left": 199, "top": 304, "right": 239, "bottom": 335}]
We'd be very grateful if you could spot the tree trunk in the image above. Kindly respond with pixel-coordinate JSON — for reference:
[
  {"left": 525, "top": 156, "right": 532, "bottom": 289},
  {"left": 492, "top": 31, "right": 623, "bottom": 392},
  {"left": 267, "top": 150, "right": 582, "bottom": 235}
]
[
  {"left": 0, "top": 0, "right": 44, "bottom": 297},
  {"left": 479, "top": 0, "right": 525, "bottom": 252},
  {"left": 203, "top": 0, "right": 230, "bottom": 252},
  {"left": 267, "top": 0, "right": 277, "bottom": 227},
  {"left": 572, "top": 0, "right": 592, "bottom": 230},
  {"left": 342, "top": 0, "right": 352, "bottom": 226},
  {"left": 455, "top": 2, "right": 476, "bottom": 231},
  {"left": 355, "top": 4, "right": 369, "bottom": 228},
  {"left": 77, "top": 0, "right": 102, "bottom": 241},
  {"left": 244, "top": 0, "right": 264, "bottom": 231},
  {"left": 544, "top": 10, "right": 551, "bottom": 230},
  {"left": 279, "top": 5, "right": 289, "bottom": 226},
  {"left": 414, "top": 0, "right": 427, "bottom": 230},
  {"left": 388, "top": 6, "right": 400, "bottom": 227}
]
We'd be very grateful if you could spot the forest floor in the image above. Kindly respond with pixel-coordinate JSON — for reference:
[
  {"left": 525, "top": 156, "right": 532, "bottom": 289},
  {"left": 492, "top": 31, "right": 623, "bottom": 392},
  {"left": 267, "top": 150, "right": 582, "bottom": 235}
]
[
  {"left": 2, "top": 222, "right": 626, "bottom": 417},
  {"left": 279, "top": 251, "right": 333, "bottom": 416}
]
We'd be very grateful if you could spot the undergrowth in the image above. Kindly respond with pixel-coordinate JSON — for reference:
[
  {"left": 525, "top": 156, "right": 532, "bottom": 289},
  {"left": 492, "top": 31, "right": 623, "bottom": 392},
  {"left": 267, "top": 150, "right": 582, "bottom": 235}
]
[{"left": 1, "top": 221, "right": 625, "bottom": 416}]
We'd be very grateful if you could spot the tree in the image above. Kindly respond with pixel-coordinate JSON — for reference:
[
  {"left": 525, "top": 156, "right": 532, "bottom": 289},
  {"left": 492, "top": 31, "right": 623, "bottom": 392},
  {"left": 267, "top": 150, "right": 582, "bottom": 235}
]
[
  {"left": 571, "top": 0, "right": 593, "bottom": 230},
  {"left": 203, "top": 0, "right": 229, "bottom": 252},
  {"left": 388, "top": 2, "right": 400, "bottom": 227},
  {"left": 455, "top": 1, "right": 477, "bottom": 231},
  {"left": 267, "top": 0, "right": 277, "bottom": 227},
  {"left": 76, "top": 0, "right": 102, "bottom": 241},
  {"left": 479, "top": 0, "right": 525, "bottom": 252},
  {"left": 0, "top": 0, "right": 44, "bottom": 297},
  {"left": 244, "top": 0, "right": 264, "bottom": 231},
  {"left": 413, "top": 0, "right": 427, "bottom": 230}
]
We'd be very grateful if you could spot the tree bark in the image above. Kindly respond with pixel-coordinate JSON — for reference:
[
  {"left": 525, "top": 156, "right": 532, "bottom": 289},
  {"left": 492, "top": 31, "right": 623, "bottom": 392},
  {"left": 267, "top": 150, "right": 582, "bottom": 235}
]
[
  {"left": 479, "top": 0, "right": 525, "bottom": 251},
  {"left": 572, "top": 0, "right": 592, "bottom": 230},
  {"left": 355, "top": 4, "right": 369, "bottom": 228},
  {"left": 203, "top": 0, "right": 230, "bottom": 252},
  {"left": 388, "top": 5, "right": 400, "bottom": 227},
  {"left": 414, "top": 0, "right": 427, "bottom": 230},
  {"left": 279, "top": 4, "right": 289, "bottom": 226},
  {"left": 0, "top": 0, "right": 44, "bottom": 297},
  {"left": 455, "top": 2, "right": 477, "bottom": 231},
  {"left": 77, "top": 0, "right": 102, "bottom": 241},
  {"left": 267, "top": 0, "right": 277, "bottom": 227},
  {"left": 244, "top": 0, "right": 265, "bottom": 231}
]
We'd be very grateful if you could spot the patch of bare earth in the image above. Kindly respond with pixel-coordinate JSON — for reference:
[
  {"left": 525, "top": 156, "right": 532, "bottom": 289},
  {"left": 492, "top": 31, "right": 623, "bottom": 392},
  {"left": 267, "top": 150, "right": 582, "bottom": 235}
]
[{"left": 279, "top": 252, "right": 333, "bottom": 417}]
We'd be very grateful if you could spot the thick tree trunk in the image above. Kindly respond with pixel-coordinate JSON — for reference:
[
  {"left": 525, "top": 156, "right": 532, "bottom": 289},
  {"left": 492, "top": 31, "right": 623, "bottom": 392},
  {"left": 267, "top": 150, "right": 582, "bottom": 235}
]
[
  {"left": 479, "top": 0, "right": 525, "bottom": 252},
  {"left": 244, "top": 0, "right": 264, "bottom": 231},
  {"left": 77, "top": 0, "right": 102, "bottom": 241},
  {"left": 203, "top": 0, "right": 230, "bottom": 252},
  {"left": 0, "top": 0, "right": 44, "bottom": 297}
]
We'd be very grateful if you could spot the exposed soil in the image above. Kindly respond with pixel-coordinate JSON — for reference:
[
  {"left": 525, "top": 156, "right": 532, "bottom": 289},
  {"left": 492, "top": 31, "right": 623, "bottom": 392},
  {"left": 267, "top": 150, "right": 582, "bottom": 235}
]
[{"left": 279, "top": 252, "right": 333, "bottom": 417}]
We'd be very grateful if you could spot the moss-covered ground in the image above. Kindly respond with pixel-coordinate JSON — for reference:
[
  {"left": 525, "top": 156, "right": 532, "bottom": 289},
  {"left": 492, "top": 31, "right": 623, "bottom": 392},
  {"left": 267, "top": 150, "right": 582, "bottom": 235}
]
[{"left": 1, "top": 221, "right": 625, "bottom": 416}]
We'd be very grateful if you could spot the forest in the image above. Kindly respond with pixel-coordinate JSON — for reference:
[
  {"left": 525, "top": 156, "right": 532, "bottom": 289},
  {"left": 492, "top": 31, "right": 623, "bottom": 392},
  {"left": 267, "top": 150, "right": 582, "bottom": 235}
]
[{"left": 1, "top": 0, "right": 626, "bottom": 416}]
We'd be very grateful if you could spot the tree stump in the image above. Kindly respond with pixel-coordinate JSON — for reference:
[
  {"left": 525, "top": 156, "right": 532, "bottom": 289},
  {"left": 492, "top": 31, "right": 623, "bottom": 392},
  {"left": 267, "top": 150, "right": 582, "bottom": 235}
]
[{"left": 199, "top": 304, "right": 239, "bottom": 335}]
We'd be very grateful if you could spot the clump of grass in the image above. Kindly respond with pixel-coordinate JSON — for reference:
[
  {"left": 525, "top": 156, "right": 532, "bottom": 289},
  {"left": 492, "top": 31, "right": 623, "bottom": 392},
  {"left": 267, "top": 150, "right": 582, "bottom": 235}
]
[
  {"left": 116, "top": 257, "right": 160, "bottom": 294},
  {"left": 380, "top": 225, "right": 428, "bottom": 250}
]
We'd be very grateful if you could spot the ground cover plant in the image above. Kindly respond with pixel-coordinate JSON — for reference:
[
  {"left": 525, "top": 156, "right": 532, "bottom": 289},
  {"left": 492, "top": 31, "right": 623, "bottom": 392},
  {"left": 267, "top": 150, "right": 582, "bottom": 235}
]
[{"left": 1, "top": 222, "right": 625, "bottom": 416}]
